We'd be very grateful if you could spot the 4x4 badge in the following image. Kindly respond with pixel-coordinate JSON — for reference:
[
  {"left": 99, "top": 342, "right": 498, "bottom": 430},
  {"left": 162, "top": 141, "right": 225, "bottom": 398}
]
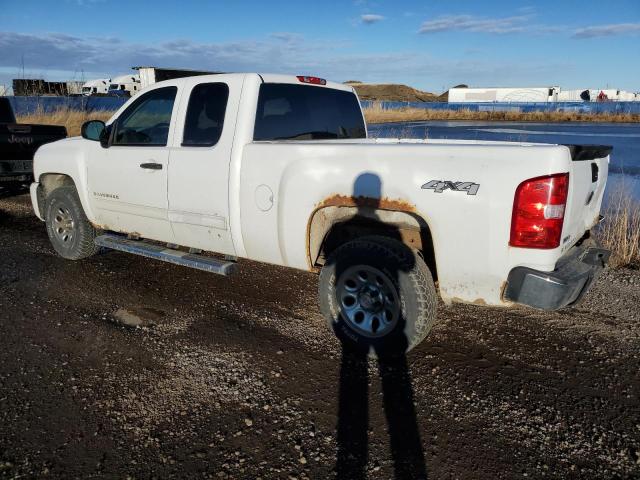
[{"left": 421, "top": 180, "right": 480, "bottom": 195}]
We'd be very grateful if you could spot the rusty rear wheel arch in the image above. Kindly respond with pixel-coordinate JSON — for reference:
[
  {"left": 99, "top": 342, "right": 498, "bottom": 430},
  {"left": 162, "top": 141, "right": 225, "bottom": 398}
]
[{"left": 307, "top": 205, "right": 437, "bottom": 282}]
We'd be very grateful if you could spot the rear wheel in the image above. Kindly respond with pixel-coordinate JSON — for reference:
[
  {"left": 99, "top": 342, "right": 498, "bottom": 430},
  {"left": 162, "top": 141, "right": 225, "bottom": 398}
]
[
  {"left": 45, "top": 186, "right": 100, "bottom": 260},
  {"left": 318, "top": 235, "right": 437, "bottom": 357}
]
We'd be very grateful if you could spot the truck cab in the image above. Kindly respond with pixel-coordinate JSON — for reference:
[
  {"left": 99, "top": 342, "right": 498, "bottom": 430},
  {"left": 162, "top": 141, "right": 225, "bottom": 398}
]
[
  {"left": 81, "top": 79, "right": 109, "bottom": 96},
  {"left": 107, "top": 74, "right": 142, "bottom": 97}
]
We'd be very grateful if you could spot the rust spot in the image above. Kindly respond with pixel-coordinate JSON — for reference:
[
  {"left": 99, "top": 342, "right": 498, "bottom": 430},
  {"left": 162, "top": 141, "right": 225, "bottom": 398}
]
[
  {"left": 305, "top": 216, "right": 314, "bottom": 271},
  {"left": 317, "top": 194, "right": 417, "bottom": 213},
  {"left": 91, "top": 222, "right": 110, "bottom": 231},
  {"left": 500, "top": 280, "right": 508, "bottom": 298}
]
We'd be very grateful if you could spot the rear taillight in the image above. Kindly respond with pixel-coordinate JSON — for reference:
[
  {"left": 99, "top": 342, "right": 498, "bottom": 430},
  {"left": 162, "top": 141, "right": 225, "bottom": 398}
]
[
  {"left": 297, "top": 75, "right": 327, "bottom": 85},
  {"left": 509, "top": 173, "right": 569, "bottom": 249}
]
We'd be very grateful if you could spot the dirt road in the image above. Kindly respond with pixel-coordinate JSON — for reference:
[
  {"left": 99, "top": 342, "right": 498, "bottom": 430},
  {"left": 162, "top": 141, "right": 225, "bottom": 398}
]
[{"left": 1, "top": 195, "right": 639, "bottom": 479}]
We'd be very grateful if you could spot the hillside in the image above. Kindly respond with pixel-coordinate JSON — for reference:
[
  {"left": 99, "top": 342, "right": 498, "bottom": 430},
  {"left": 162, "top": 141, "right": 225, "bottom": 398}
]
[{"left": 345, "top": 81, "right": 439, "bottom": 102}]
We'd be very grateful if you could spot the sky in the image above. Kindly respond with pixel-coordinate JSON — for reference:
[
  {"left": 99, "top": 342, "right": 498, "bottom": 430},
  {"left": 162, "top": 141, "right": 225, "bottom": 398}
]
[{"left": 1, "top": 0, "right": 639, "bottom": 94}]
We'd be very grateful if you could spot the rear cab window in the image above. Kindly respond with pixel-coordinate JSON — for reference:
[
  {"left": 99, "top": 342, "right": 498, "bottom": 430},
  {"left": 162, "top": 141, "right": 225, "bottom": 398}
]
[
  {"left": 182, "top": 83, "right": 229, "bottom": 147},
  {"left": 254, "top": 83, "right": 366, "bottom": 141}
]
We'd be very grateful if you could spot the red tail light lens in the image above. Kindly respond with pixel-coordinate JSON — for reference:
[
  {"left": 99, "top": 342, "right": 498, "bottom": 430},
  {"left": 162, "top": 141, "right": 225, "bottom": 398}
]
[
  {"left": 297, "top": 75, "right": 327, "bottom": 85},
  {"left": 510, "top": 173, "right": 569, "bottom": 249}
]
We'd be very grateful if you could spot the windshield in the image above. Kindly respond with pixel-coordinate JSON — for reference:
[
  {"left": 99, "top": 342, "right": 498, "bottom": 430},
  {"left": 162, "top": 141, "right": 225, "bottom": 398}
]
[{"left": 254, "top": 83, "right": 366, "bottom": 141}]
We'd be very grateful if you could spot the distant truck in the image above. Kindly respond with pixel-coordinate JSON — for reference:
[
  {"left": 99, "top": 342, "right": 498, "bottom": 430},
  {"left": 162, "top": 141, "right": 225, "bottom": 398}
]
[
  {"left": 81, "top": 79, "right": 109, "bottom": 96},
  {"left": 107, "top": 74, "right": 142, "bottom": 97},
  {"left": 29, "top": 73, "right": 611, "bottom": 355},
  {"left": 0, "top": 98, "right": 66, "bottom": 195}
]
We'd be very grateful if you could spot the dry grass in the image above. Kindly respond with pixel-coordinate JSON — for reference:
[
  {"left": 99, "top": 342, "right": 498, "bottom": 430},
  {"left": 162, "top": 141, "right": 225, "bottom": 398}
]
[
  {"left": 363, "top": 103, "right": 640, "bottom": 124},
  {"left": 16, "top": 108, "right": 114, "bottom": 137},
  {"left": 596, "top": 187, "right": 640, "bottom": 268}
]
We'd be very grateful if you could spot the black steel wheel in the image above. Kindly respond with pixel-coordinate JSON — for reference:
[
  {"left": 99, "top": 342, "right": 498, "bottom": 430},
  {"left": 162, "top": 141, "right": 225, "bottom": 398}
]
[{"left": 319, "top": 235, "right": 437, "bottom": 357}]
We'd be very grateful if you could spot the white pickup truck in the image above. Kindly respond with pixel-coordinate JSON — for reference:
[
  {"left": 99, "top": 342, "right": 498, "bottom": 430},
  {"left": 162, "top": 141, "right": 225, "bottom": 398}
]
[{"left": 30, "top": 73, "right": 611, "bottom": 355}]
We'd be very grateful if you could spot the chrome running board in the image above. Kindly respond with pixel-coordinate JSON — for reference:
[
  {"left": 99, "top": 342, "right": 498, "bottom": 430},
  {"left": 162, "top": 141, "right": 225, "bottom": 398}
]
[{"left": 95, "top": 234, "right": 237, "bottom": 276}]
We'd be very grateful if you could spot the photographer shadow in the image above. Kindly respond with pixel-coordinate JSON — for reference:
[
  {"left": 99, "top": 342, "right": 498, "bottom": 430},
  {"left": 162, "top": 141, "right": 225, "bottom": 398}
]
[{"left": 330, "top": 173, "right": 427, "bottom": 480}]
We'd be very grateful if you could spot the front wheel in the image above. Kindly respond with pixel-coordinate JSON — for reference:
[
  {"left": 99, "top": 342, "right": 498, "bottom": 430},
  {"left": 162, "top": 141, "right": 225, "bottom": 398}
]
[
  {"left": 318, "top": 236, "right": 437, "bottom": 357},
  {"left": 44, "top": 185, "right": 101, "bottom": 260}
]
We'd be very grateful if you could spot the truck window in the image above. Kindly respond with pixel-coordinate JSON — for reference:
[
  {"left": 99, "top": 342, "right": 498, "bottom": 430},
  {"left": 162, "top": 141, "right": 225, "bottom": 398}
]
[
  {"left": 182, "top": 83, "right": 229, "bottom": 147},
  {"left": 112, "top": 86, "right": 177, "bottom": 146},
  {"left": 254, "top": 84, "right": 366, "bottom": 141}
]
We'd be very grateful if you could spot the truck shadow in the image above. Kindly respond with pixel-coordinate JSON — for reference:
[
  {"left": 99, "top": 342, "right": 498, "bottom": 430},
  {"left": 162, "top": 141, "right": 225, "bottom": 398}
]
[{"left": 331, "top": 173, "right": 427, "bottom": 479}]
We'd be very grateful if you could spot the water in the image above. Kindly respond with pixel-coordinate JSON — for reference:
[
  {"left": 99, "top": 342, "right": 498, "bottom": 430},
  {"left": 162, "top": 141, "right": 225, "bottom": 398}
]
[{"left": 368, "top": 121, "right": 640, "bottom": 200}]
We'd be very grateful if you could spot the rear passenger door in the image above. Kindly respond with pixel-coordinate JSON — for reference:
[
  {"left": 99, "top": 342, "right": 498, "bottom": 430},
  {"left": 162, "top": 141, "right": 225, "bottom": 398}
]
[{"left": 168, "top": 78, "right": 241, "bottom": 255}]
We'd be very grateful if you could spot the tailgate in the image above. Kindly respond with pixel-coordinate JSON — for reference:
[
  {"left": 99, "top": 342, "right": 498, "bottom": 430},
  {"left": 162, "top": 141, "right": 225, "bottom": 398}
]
[
  {"left": 562, "top": 144, "right": 610, "bottom": 249},
  {"left": 0, "top": 124, "right": 67, "bottom": 161}
]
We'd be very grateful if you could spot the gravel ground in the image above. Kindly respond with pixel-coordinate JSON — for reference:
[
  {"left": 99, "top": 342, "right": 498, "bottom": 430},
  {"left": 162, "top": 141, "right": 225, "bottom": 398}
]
[{"left": 0, "top": 194, "right": 638, "bottom": 480}]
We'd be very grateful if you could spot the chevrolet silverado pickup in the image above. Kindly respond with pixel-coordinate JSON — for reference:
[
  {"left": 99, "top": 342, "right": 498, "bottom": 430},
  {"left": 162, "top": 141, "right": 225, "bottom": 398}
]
[
  {"left": 29, "top": 73, "right": 611, "bottom": 355},
  {"left": 0, "top": 98, "right": 67, "bottom": 196}
]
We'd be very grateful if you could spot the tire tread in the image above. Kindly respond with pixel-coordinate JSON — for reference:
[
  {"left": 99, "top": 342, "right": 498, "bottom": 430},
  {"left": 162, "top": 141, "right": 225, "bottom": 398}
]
[{"left": 45, "top": 186, "right": 100, "bottom": 260}]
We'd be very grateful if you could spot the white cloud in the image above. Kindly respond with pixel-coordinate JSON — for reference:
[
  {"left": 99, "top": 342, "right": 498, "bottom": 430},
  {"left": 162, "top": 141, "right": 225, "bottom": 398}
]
[
  {"left": 360, "top": 14, "right": 385, "bottom": 25},
  {"left": 418, "top": 14, "right": 532, "bottom": 34},
  {"left": 269, "top": 32, "right": 304, "bottom": 44},
  {"left": 573, "top": 22, "right": 640, "bottom": 39},
  {"left": 417, "top": 12, "right": 640, "bottom": 39}
]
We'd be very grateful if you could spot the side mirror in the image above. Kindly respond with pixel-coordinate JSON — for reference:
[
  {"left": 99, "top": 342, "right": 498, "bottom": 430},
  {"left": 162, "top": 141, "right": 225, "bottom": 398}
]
[{"left": 81, "top": 120, "right": 106, "bottom": 142}]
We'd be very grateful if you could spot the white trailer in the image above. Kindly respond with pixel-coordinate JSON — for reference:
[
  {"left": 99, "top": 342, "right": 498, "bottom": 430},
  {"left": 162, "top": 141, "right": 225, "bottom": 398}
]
[
  {"left": 617, "top": 91, "right": 636, "bottom": 102},
  {"left": 595, "top": 89, "right": 637, "bottom": 101},
  {"left": 81, "top": 79, "right": 109, "bottom": 96},
  {"left": 134, "top": 66, "right": 221, "bottom": 89},
  {"left": 448, "top": 86, "right": 559, "bottom": 103}
]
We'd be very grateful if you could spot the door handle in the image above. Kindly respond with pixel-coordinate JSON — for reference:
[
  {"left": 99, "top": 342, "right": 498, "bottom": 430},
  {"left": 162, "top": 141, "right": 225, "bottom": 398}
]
[{"left": 140, "top": 162, "right": 162, "bottom": 170}]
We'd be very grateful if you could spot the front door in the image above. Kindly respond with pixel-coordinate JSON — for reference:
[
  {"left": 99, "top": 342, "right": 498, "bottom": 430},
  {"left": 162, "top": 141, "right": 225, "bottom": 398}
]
[
  {"left": 87, "top": 86, "right": 179, "bottom": 242},
  {"left": 168, "top": 79, "right": 241, "bottom": 255}
]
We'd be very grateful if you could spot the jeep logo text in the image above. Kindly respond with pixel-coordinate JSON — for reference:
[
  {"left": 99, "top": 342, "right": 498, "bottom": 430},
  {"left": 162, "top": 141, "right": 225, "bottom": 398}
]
[{"left": 7, "top": 134, "right": 34, "bottom": 145}]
